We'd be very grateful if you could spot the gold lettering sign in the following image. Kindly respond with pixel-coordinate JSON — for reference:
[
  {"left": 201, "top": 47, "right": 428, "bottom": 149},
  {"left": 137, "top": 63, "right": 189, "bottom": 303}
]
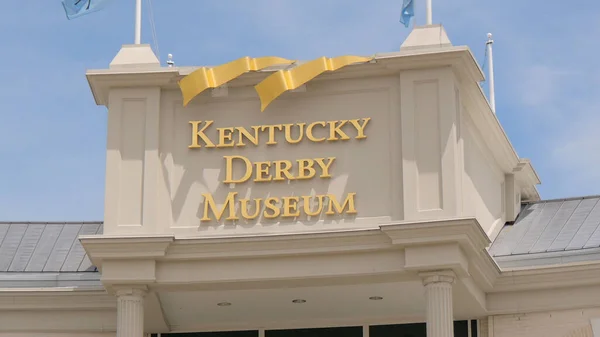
[
  {"left": 189, "top": 118, "right": 371, "bottom": 149},
  {"left": 190, "top": 118, "right": 371, "bottom": 222},
  {"left": 200, "top": 193, "right": 357, "bottom": 222}
]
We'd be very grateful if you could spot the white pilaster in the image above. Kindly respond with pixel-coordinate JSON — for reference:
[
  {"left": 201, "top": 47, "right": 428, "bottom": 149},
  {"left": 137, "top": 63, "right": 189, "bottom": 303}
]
[
  {"left": 116, "top": 288, "right": 147, "bottom": 337},
  {"left": 420, "top": 270, "right": 456, "bottom": 337}
]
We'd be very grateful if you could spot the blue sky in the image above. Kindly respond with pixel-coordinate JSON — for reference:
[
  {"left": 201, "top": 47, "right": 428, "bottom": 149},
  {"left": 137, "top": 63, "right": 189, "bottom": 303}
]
[{"left": 0, "top": 0, "right": 598, "bottom": 221}]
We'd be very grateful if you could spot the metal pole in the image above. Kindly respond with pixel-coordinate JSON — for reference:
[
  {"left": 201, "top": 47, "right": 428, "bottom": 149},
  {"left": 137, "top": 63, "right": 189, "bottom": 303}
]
[
  {"left": 413, "top": 0, "right": 417, "bottom": 28},
  {"left": 486, "top": 33, "right": 496, "bottom": 113},
  {"left": 426, "top": 0, "right": 432, "bottom": 25},
  {"left": 135, "top": 0, "right": 142, "bottom": 44}
]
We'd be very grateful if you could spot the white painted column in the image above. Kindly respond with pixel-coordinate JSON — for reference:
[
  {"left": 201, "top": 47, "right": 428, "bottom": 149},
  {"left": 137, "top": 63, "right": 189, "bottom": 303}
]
[
  {"left": 116, "top": 288, "right": 147, "bottom": 337},
  {"left": 420, "top": 270, "right": 456, "bottom": 337}
]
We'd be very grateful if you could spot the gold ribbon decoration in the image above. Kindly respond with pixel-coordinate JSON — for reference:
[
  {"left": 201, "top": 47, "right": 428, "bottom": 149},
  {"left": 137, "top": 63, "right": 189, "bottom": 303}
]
[
  {"left": 179, "top": 56, "right": 295, "bottom": 106},
  {"left": 254, "top": 55, "right": 373, "bottom": 112}
]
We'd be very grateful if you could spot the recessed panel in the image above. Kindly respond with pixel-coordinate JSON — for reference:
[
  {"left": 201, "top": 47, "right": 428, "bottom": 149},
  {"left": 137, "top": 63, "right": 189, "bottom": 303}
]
[
  {"left": 118, "top": 99, "right": 146, "bottom": 225},
  {"left": 160, "top": 77, "right": 400, "bottom": 236},
  {"left": 414, "top": 80, "right": 442, "bottom": 211}
]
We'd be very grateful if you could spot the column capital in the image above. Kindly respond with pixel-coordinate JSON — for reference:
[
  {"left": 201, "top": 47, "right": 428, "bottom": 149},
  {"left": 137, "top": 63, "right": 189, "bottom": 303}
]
[
  {"left": 419, "top": 270, "right": 456, "bottom": 286},
  {"left": 113, "top": 285, "right": 148, "bottom": 298}
]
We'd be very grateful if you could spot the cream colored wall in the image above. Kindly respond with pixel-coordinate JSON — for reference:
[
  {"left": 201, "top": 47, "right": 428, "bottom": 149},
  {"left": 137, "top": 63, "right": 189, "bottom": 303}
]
[
  {"left": 461, "top": 110, "right": 505, "bottom": 235},
  {"left": 101, "top": 64, "right": 515, "bottom": 238},
  {"left": 489, "top": 308, "right": 600, "bottom": 337},
  {"left": 399, "top": 67, "right": 462, "bottom": 222},
  {"left": 157, "top": 75, "right": 402, "bottom": 236},
  {"left": 0, "top": 310, "right": 115, "bottom": 334}
]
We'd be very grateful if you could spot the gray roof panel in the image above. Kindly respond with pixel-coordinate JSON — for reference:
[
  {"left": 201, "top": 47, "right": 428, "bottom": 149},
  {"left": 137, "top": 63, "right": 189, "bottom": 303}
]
[
  {"left": 550, "top": 198, "right": 598, "bottom": 251},
  {"left": 567, "top": 198, "right": 600, "bottom": 250},
  {"left": 61, "top": 223, "right": 101, "bottom": 272},
  {"left": 25, "top": 224, "right": 64, "bottom": 271},
  {"left": 43, "top": 224, "right": 82, "bottom": 272},
  {"left": 489, "top": 202, "right": 543, "bottom": 256},
  {"left": 8, "top": 224, "right": 45, "bottom": 272},
  {"left": 0, "top": 224, "right": 28, "bottom": 271},
  {"left": 530, "top": 199, "right": 581, "bottom": 253},
  {"left": 513, "top": 201, "right": 561, "bottom": 254},
  {"left": 582, "top": 202, "right": 600, "bottom": 248},
  {"left": 0, "top": 224, "right": 10, "bottom": 250},
  {"left": 0, "top": 222, "right": 102, "bottom": 273}
]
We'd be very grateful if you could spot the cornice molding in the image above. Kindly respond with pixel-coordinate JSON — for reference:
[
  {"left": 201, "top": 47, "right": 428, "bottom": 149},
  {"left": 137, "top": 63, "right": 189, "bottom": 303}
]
[
  {"left": 381, "top": 47, "right": 485, "bottom": 85},
  {"left": 380, "top": 218, "right": 500, "bottom": 291},
  {"left": 380, "top": 218, "right": 491, "bottom": 253},
  {"left": 86, "top": 68, "right": 179, "bottom": 105},
  {"left": 488, "top": 283, "right": 600, "bottom": 315},
  {"left": 0, "top": 289, "right": 115, "bottom": 310},
  {"left": 85, "top": 47, "right": 482, "bottom": 109},
  {"left": 79, "top": 219, "right": 502, "bottom": 295},
  {"left": 513, "top": 158, "right": 542, "bottom": 201},
  {"left": 166, "top": 228, "right": 391, "bottom": 260},
  {"left": 79, "top": 235, "right": 174, "bottom": 267},
  {"left": 493, "top": 261, "right": 600, "bottom": 292}
]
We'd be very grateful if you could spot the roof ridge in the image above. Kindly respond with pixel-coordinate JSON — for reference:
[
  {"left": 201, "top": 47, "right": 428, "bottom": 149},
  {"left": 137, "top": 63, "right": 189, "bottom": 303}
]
[
  {"left": 523, "top": 194, "right": 600, "bottom": 205},
  {"left": 493, "top": 245, "right": 600, "bottom": 259}
]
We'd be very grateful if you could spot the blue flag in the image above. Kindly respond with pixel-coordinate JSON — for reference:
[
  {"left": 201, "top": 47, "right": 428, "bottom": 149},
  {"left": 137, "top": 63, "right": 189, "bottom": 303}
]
[
  {"left": 62, "top": 0, "right": 111, "bottom": 20},
  {"left": 400, "top": 0, "right": 414, "bottom": 28}
]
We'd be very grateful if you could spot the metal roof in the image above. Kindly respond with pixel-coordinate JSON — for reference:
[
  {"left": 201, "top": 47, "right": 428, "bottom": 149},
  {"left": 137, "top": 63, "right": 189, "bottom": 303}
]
[
  {"left": 0, "top": 222, "right": 102, "bottom": 273},
  {"left": 489, "top": 195, "right": 600, "bottom": 269}
]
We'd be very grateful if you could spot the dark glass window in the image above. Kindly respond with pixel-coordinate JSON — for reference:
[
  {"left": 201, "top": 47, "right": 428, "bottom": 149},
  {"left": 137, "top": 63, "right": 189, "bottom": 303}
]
[
  {"left": 151, "top": 320, "right": 478, "bottom": 337},
  {"left": 266, "top": 326, "right": 362, "bottom": 337},
  {"left": 453, "top": 321, "right": 468, "bottom": 337},
  {"left": 370, "top": 320, "right": 472, "bottom": 337},
  {"left": 155, "top": 331, "right": 259, "bottom": 337},
  {"left": 370, "top": 323, "right": 425, "bottom": 337},
  {"left": 471, "top": 320, "right": 478, "bottom": 337}
]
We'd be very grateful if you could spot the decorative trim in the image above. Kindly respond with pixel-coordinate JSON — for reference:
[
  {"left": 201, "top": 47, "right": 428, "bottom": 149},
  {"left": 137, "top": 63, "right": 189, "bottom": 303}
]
[
  {"left": 493, "top": 261, "right": 600, "bottom": 292},
  {"left": 255, "top": 55, "right": 373, "bottom": 111},
  {"left": 114, "top": 286, "right": 148, "bottom": 297},
  {"left": 0, "top": 289, "right": 115, "bottom": 310},
  {"left": 178, "top": 56, "right": 295, "bottom": 106},
  {"left": 165, "top": 228, "right": 390, "bottom": 259},
  {"left": 86, "top": 68, "right": 178, "bottom": 106},
  {"left": 380, "top": 218, "right": 491, "bottom": 254},
  {"left": 488, "top": 283, "right": 600, "bottom": 315},
  {"left": 79, "top": 235, "right": 174, "bottom": 267},
  {"left": 419, "top": 270, "right": 457, "bottom": 285}
]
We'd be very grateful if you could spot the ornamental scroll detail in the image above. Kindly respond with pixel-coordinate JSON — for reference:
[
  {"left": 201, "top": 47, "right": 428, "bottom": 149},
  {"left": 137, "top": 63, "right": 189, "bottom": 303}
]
[{"left": 178, "top": 55, "right": 373, "bottom": 110}]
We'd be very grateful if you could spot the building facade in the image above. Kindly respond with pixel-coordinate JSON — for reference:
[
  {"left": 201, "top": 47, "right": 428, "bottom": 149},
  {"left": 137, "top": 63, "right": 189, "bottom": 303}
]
[{"left": 1, "top": 25, "right": 600, "bottom": 337}]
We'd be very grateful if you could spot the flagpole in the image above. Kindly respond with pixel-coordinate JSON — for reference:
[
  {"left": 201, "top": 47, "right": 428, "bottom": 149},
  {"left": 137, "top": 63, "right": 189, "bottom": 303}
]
[
  {"left": 486, "top": 33, "right": 496, "bottom": 113},
  {"left": 426, "top": 0, "right": 432, "bottom": 25},
  {"left": 413, "top": 0, "right": 417, "bottom": 28},
  {"left": 135, "top": 0, "right": 142, "bottom": 44}
]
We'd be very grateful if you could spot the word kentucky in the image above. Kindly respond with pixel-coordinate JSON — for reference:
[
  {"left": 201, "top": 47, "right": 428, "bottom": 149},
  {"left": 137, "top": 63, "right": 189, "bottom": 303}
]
[{"left": 189, "top": 118, "right": 371, "bottom": 148}]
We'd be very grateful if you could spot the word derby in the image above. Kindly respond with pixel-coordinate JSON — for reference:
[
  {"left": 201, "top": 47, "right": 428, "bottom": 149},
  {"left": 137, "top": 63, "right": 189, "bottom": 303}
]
[{"left": 188, "top": 118, "right": 372, "bottom": 222}]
